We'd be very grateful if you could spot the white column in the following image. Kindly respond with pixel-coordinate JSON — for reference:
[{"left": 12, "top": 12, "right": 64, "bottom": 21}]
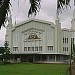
[
  {"left": 33, "top": 55, "right": 35, "bottom": 62},
  {"left": 47, "top": 55, "right": 49, "bottom": 61},
  {"left": 40, "top": 55, "right": 42, "bottom": 62},
  {"left": 55, "top": 55, "right": 56, "bottom": 62}
]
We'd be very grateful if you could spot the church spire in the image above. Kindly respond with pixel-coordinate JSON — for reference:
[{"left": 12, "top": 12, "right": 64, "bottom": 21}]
[
  {"left": 7, "top": 9, "right": 12, "bottom": 26},
  {"left": 73, "top": 6, "right": 75, "bottom": 19},
  {"left": 56, "top": 11, "right": 59, "bottom": 21},
  {"left": 55, "top": 11, "right": 60, "bottom": 25},
  {"left": 71, "top": 6, "right": 75, "bottom": 30}
]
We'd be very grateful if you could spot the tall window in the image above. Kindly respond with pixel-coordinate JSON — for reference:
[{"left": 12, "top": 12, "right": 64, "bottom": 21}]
[{"left": 13, "top": 47, "right": 18, "bottom": 51}]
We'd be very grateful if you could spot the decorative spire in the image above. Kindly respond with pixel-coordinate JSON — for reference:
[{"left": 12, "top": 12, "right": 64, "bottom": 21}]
[
  {"left": 15, "top": 16, "right": 17, "bottom": 25},
  {"left": 8, "top": 9, "right": 12, "bottom": 23},
  {"left": 55, "top": 11, "right": 60, "bottom": 25},
  {"left": 73, "top": 6, "right": 75, "bottom": 19},
  {"left": 71, "top": 6, "right": 75, "bottom": 30},
  {"left": 7, "top": 8, "right": 12, "bottom": 28},
  {"left": 56, "top": 11, "right": 59, "bottom": 21}
]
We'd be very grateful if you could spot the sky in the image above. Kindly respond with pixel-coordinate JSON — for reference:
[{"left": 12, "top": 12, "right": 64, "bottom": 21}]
[{"left": 0, "top": 0, "right": 74, "bottom": 46}]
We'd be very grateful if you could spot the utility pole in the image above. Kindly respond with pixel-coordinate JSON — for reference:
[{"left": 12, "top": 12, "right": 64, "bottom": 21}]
[{"left": 70, "top": 39, "right": 73, "bottom": 75}]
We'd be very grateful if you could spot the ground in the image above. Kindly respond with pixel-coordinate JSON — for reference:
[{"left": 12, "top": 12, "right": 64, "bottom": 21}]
[
  {"left": 0, "top": 63, "right": 69, "bottom": 75},
  {"left": 72, "top": 63, "right": 75, "bottom": 75}
]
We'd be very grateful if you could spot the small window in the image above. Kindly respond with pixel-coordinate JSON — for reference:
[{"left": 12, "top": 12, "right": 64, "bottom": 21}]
[
  {"left": 63, "top": 38, "right": 68, "bottom": 43},
  {"left": 65, "top": 38, "right": 66, "bottom": 43},
  {"left": 47, "top": 46, "right": 53, "bottom": 51},
  {"left": 67, "top": 38, "right": 68, "bottom": 43},
  {"left": 28, "top": 47, "right": 31, "bottom": 51},
  {"left": 63, "top": 47, "right": 68, "bottom": 51},
  {"left": 13, "top": 47, "right": 18, "bottom": 51},
  {"left": 63, "top": 47, "right": 64, "bottom": 51},
  {"left": 65, "top": 47, "right": 66, "bottom": 51},
  {"left": 32, "top": 47, "right": 34, "bottom": 51},
  {"left": 35, "top": 47, "right": 38, "bottom": 51},
  {"left": 63, "top": 38, "right": 64, "bottom": 43},
  {"left": 24, "top": 47, "right": 27, "bottom": 51},
  {"left": 39, "top": 46, "right": 42, "bottom": 51},
  {"left": 67, "top": 47, "right": 68, "bottom": 51},
  {"left": 71, "top": 38, "right": 74, "bottom": 42}
]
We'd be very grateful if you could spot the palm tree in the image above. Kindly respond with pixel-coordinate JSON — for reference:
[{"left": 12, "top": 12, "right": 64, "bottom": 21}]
[{"left": 0, "top": 0, "right": 74, "bottom": 28}]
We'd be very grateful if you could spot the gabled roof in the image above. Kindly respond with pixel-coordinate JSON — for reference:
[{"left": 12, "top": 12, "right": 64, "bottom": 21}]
[{"left": 12, "top": 18, "right": 55, "bottom": 30}]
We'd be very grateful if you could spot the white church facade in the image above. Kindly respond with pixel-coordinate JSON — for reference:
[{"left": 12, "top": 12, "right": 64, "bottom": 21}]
[{"left": 5, "top": 10, "right": 75, "bottom": 63}]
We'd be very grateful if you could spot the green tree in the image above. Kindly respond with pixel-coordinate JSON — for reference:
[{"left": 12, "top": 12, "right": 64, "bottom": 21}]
[
  {"left": 0, "top": 0, "right": 73, "bottom": 29},
  {"left": 0, "top": 47, "right": 5, "bottom": 61},
  {"left": 0, "top": 41, "right": 10, "bottom": 62},
  {"left": 4, "top": 41, "right": 10, "bottom": 61}
]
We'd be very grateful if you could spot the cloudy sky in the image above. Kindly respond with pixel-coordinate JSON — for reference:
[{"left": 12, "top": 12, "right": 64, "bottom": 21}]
[{"left": 0, "top": 0, "right": 74, "bottom": 46}]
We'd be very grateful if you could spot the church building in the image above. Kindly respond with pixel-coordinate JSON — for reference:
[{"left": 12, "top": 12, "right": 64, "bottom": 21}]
[{"left": 5, "top": 9, "right": 75, "bottom": 63}]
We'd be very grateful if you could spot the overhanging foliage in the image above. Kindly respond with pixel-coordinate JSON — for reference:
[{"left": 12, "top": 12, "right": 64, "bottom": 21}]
[{"left": 0, "top": 0, "right": 74, "bottom": 28}]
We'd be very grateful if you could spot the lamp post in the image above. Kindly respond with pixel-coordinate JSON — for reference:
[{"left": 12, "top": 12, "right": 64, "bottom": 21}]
[
  {"left": 70, "top": 48, "right": 72, "bottom": 75},
  {"left": 70, "top": 39, "right": 73, "bottom": 75}
]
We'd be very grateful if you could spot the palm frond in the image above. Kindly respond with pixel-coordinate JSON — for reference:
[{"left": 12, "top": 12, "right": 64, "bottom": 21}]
[
  {"left": 0, "top": 0, "right": 10, "bottom": 29},
  {"left": 57, "top": 0, "right": 70, "bottom": 14},
  {"left": 28, "top": 0, "right": 41, "bottom": 17}
]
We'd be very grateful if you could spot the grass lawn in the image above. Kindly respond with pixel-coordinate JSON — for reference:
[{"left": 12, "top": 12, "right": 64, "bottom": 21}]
[{"left": 0, "top": 63, "right": 69, "bottom": 75}]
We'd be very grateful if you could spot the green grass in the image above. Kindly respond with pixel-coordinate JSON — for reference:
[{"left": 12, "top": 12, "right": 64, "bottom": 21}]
[{"left": 0, "top": 63, "right": 69, "bottom": 75}]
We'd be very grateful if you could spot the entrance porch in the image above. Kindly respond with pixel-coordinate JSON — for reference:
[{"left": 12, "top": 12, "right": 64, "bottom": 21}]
[{"left": 10, "top": 54, "right": 69, "bottom": 63}]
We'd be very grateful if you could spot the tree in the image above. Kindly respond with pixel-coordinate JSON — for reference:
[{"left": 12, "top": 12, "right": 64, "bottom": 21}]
[
  {"left": 0, "top": 47, "right": 5, "bottom": 61},
  {"left": 4, "top": 41, "right": 10, "bottom": 61},
  {"left": 0, "top": 41, "right": 10, "bottom": 62},
  {"left": 0, "top": 0, "right": 74, "bottom": 29}
]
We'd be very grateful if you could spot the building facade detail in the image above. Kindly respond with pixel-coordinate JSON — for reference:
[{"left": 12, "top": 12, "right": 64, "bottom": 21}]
[{"left": 5, "top": 10, "right": 75, "bottom": 63}]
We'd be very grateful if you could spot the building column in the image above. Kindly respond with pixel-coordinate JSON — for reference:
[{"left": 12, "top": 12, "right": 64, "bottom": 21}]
[
  {"left": 55, "top": 55, "right": 56, "bottom": 62},
  {"left": 40, "top": 55, "right": 42, "bottom": 62},
  {"left": 47, "top": 55, "right": 49, "bottom": 61},
  {"left": 20, "top": 55, "right": 21, "bottom": 62},
  {"left": 33, "top": 55, "right": 35, "bottom": 62},
  {"left": 12, "top": 55, "right": 16, "bottom": 63}
]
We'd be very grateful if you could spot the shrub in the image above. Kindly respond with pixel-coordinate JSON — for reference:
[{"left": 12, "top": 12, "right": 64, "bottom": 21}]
[{"left": 0, "top": 60, "right": 4, "bottom": 65}]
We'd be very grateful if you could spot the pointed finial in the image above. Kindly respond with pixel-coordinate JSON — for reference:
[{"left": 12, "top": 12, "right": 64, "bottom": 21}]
[
  {"left": 8, "top": 9, "right": 12, "bottom": 20},
  {"left": 15, "top": 16, "right": 17, "bottom": 25},
  {"left": 73, "top": 6, "right": 75, "bottom": 19},
  {"left": 7, "top": 9, "right": 12, "bottom": 26},
  {"left": 56, "top": 11, "right": 59, "bottom": 21}
]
